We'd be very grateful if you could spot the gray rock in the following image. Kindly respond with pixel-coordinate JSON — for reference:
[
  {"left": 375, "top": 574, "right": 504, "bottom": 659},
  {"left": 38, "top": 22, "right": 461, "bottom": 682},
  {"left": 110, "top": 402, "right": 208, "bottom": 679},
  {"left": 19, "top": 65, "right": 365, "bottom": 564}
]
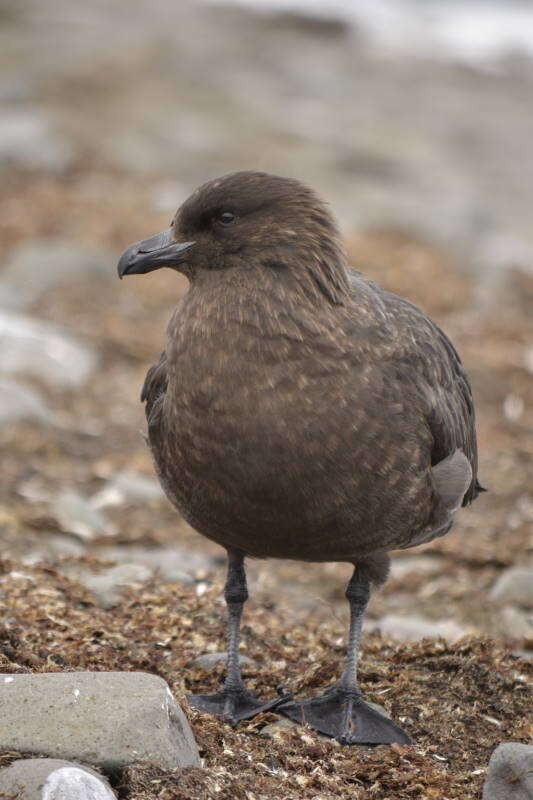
[
  {"left": 91, "top": 471, "right": 163, "bottom": 509},
  {"left": 260, "top": 717, "right": 299, "bottom": 739},
  {"left": 390, "top": 556, "right": 443, "bottom": 580},
  {"left": 52, "top": 491, "right": 116, "bottom": 541},
  {"left": 370, "top": 614, "right": 468, "bottom": 642},
  {"left": 497, "top": 607, "right": 533, "bottom": 641},
  {"left": 64, "top": 563, "right": 153, "bottom": 608},
  {"left": 512, "top": 650, "right": 533, "bottom": 663},
  {"left": 0, "top": 759, "right": 115, "bottom": 800},
  {"left": 0, "top": 378, "right": 53, "bottom": 426},
  {"left": 0, "top": 312, "right": 97, "bottom": 389},
  {"left": 103, "top": 545, "right": 215, "bottom": 583},
  {"left": 483, "top": 742, "right": 533, "bottom": 800},
  {"left": 22, "top": 537, "right": 87, "bottom": 563},
  {"left": 490, "top": 568, "right": 533, "bottom": 608},
  {"left": 110, "top": 471, "right": 163, "bottom": 502},
  {"left": 0, "top": 240, "right": 113, "bottom": 309},
  {"left": 193, "top": 651, "right": 255, "bottom": 669},
  {"left": 0, "top": 109, "right": 74, "bottom": 173},
  {"left": 0, "top": 672, "right": 200, "bottom": 771},
  {"left": 259, "top": 716, "right": 332, "bottom": 744}
]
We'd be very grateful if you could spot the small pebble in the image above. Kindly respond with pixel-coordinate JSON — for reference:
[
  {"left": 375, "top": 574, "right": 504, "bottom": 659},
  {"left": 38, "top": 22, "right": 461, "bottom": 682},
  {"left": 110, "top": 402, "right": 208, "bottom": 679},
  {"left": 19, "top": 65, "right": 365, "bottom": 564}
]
[
  {"left": 62, "top": 563, "right": 153, "bottom": 608},
  {"left": 260, "top": 717, "right": 333, "bottom": 743},
  {"left": 0, "top": 311, "right": 97, "bottom": 389},
  {"left": 91, "top": 470, "right": 163, "bottom": 508},
  {"left": 193, "top": 652, "right": 256, "bottom": 669},
  {"left": 390, "top": 556, "right": 443, "bottom": 580},
  {"left": 52, "top": 491, "right": 116, "bottom": 541},
  {"left": 0, "top": 378, "right": 53, "bottom": 426},
  {"left": 370, "top": 614, "right": 468, "bottom": 643},
  {"left": 497, "top": 607, "right": 533, "bottom": 641},
  {"left": 103, "top": 545, "right": 215, "bottom": 583},
  {"left": 490, "top": 567, "right": 533, "bottom": 608},
  {"left": 0, "top": 239, "right": 112, "bottom": 310},
  {"left": 0, "top": 110, "right": 74, "bottom": 174}
]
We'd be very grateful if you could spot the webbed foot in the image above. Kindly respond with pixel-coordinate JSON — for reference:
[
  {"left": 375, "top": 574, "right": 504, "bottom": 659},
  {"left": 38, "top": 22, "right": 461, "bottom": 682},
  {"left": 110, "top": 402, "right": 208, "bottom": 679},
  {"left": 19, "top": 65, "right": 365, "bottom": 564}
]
[
  {"left": 279, "top": 685, "right": 412, "bottom": 745},
  {"left": 187, "top": 685, "right": 293, "bottom": 724}
]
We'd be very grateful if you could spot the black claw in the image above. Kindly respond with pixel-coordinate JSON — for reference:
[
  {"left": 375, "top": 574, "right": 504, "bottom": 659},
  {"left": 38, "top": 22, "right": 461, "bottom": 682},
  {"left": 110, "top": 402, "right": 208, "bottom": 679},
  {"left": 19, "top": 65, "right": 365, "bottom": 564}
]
[{"left": 275, "top": 684, "right": 294, "bottom": 703}]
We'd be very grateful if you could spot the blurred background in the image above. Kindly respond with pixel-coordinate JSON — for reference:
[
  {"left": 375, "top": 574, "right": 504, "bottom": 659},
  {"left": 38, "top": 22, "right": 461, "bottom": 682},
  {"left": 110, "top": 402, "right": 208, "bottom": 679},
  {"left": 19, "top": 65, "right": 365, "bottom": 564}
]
[{"left": 1, "top": 0, "right": 532, "bottom": 652}]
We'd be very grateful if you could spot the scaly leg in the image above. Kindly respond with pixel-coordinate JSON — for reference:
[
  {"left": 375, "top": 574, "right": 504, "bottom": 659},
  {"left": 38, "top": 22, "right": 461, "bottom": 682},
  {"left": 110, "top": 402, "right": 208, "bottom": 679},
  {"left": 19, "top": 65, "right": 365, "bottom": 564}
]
[
  {"left": 280, "top": 564, "right": 412, "bottom": 744},
  {"left": 187, "top": 549, "right": 292, "bottom": 723}
]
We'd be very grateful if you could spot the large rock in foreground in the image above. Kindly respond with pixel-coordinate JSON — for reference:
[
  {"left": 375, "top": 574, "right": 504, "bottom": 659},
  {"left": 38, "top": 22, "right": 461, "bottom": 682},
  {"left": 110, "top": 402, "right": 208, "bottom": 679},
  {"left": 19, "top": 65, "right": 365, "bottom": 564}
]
[
  {"left": 0, "top": 759, "right": 116, "bottom": 800},
  {"left": 482, "top": 742, "right": 533, "bottom": 800},
  {"left": 0, "top": 672, "right": 200, "bottom": 772}
]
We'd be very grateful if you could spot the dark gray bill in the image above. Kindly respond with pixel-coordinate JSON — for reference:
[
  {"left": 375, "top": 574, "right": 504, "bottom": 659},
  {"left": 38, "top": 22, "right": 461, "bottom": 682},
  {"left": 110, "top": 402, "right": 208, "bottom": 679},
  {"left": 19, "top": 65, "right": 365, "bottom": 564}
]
[{"left": 117, "top": 228, "right": 195, "bottom": 278}]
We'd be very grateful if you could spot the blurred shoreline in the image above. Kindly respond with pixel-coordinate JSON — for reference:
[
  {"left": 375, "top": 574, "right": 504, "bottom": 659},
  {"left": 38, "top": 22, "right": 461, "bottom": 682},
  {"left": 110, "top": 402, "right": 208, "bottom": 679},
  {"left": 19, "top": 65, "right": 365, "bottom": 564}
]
[
  {"left": 1, "top": 0, "right": 533, "bottom": 275},
  {"left": 208, "top": 0, "right": 533, "bottom": 66}
]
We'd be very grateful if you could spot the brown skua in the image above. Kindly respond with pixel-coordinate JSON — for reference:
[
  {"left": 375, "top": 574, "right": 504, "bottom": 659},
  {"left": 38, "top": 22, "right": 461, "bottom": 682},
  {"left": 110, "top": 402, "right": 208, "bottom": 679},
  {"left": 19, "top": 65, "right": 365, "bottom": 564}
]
[{"left": 118, "top": 171, "right": 483, "bottom": 744}]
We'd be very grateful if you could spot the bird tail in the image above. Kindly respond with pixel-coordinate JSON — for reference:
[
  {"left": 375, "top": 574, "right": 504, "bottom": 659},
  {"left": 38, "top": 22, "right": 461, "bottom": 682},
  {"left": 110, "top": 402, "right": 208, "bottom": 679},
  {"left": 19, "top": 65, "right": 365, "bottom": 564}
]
[
  {"left": 432, "top": 450, "right": 473, "bottom": 515},
  {"left": 406, "top": 450, "right": 473, "bottom": 549}
]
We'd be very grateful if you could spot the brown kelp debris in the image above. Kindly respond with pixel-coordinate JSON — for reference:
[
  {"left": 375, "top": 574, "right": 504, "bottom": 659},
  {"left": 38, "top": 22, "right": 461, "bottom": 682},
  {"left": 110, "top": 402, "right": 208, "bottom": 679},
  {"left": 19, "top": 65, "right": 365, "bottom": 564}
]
[{"left": 1, "top": 558, "right": 531, "bottom": 800}]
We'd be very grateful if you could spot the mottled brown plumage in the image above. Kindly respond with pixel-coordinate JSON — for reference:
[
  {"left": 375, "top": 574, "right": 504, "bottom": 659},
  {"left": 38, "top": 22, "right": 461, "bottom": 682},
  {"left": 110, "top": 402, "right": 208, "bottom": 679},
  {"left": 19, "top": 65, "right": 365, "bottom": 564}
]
[{"left": 118, "top": 171, "right": 482, "bottom": 744}]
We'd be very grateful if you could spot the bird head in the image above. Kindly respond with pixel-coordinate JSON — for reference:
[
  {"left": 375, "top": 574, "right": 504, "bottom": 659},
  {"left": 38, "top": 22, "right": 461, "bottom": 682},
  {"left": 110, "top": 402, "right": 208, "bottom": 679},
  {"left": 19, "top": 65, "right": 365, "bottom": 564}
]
[{"left": 118, "top": 171, "right": 349, "bottom": 304}]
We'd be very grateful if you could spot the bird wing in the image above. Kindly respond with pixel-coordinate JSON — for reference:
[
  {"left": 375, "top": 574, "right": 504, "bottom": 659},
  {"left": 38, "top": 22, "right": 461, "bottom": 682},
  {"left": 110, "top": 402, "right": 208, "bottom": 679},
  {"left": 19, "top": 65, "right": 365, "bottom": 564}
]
[
  {"left": 361, "top": 278, "right": 481, "bottom": 506},
  {"left": 141, "top": 350, "right": 168, "bottom": 428}
]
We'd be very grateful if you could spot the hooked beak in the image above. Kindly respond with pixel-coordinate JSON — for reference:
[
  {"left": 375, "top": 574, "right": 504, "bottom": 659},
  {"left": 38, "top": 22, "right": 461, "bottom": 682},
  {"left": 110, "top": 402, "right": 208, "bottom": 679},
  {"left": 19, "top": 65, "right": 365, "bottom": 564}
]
[{"left": 117, "top": 228, "right": 195, "bottom": 278}]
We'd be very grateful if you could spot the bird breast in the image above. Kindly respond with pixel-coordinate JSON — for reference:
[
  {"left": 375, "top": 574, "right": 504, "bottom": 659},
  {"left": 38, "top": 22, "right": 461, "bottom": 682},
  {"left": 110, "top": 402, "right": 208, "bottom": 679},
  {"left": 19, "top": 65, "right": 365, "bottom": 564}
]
[{"left": 150, "top": 282, "right": 433, "bottom": 559}]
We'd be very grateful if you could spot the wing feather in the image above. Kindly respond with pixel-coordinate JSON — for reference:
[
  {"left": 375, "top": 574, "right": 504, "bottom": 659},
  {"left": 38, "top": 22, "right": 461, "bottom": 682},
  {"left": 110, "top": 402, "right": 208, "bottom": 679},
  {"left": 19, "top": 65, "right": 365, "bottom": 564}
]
[
  {"left": 359, "top": 279, "right": 481, "bottom": 505},
  {"left": 141, "top": 350, "right": 168, "bottom": 428}
]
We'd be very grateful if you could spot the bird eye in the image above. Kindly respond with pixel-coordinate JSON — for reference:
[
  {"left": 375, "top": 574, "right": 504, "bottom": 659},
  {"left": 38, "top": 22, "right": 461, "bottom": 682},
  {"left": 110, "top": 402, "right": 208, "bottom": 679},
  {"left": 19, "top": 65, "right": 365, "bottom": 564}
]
[{"left": 219, "top": 211, "right": 236, "bottom": 225}]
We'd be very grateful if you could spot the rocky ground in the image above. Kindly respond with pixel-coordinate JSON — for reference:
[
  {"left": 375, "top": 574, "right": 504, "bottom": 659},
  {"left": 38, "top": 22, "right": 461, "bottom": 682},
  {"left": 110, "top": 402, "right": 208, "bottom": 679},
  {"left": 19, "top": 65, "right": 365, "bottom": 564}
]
[
  {"left": 0, "top": 165, "right": 531, "bottom": 798},
  {"left": 0, "top": 562, "right": 531, "bottom": 799},
  {"left": 0, "top": 1, "right": 532, "bottom": 797}
]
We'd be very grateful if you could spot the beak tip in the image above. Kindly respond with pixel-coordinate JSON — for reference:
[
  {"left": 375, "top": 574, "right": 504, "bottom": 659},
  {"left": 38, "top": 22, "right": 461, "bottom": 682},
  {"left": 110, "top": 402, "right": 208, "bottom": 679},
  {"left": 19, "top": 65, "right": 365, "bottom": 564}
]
[
  {"left": 116, "top": 232, "right": 195, "bottom": 280},
  {"left": 117, "top": 246, "right": 136, "bottom": 279}
]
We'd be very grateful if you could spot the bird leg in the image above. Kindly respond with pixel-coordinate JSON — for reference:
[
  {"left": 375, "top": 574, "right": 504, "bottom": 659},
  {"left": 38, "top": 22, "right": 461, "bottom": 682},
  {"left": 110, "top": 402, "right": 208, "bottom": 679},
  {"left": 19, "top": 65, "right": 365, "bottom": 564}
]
[
  {"left": 279, "top": 564, "right": 412, "bottom": 744},
  {"left": 187, "top": 549, "right": 292, "bottom": 724}
]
